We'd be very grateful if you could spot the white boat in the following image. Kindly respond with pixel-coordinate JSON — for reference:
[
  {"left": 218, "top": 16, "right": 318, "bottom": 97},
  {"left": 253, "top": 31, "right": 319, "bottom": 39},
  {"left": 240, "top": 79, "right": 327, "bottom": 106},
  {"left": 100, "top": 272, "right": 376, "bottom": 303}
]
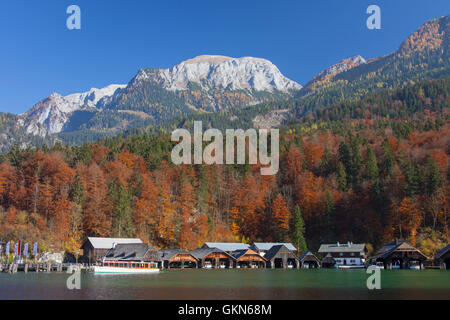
[{"left": 94, "top": 261, "right": 159, "bottom": 274}]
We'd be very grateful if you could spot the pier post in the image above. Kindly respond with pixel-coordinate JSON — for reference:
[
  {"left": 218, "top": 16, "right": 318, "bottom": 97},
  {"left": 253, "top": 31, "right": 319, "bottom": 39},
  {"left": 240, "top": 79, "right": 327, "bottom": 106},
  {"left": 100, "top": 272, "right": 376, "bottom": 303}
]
[
  {"left": 47, "top": 262, "right": 51, "bottom": 273},
  {"left": 24, "top": 263, "right": 28, "bottom": 273}
]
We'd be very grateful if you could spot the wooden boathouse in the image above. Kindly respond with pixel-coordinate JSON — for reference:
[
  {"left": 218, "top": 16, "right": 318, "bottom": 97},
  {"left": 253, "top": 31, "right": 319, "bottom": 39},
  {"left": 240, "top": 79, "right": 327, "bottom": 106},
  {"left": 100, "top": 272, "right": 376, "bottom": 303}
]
[
  {"left": 190, "top": 247, "right": 236, "bottom": 268},
  {"left": 321, "top": 253, "right": 336, "bottom": 268},
  {"left": 299, "top": 251, "right": 321, "bottom": 269},
  {"left": 159, "top": 249, "right": 198, "bottom": 269},
  {"left": 232, "top": 249, "right": 267, "bottom": 268},
  {"left": 81, "top": 237, "right": 143, "bottom": 264},
  {"left": 250, "top": 242, "right": 297, "bottom": 256},
  {"left": 433, "top": 245, "right": 450, "bottom": 270},
  {"left": 371, "top": 240, "right": 427, "bottom": 269},
  {"left": 264, "top": 245, "right": 299, "bottom": 268}
]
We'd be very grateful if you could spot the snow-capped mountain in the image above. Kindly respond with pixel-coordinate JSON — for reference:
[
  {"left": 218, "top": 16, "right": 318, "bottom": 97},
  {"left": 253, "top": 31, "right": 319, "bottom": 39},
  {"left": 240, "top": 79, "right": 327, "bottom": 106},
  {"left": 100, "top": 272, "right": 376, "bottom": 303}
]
[
  {"left": 133, "top": 55, "right": 302, "bottom": 93},
  {"left": 20, "top": 84, "right": 125, "bottom": 136}
]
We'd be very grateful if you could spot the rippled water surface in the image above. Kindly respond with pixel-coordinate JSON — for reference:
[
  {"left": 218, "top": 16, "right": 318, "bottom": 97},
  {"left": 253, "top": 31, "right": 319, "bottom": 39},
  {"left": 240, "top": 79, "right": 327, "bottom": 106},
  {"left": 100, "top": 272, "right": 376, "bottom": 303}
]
[{"left": 1, "top": 269, "right": 449, "bottom": 300}]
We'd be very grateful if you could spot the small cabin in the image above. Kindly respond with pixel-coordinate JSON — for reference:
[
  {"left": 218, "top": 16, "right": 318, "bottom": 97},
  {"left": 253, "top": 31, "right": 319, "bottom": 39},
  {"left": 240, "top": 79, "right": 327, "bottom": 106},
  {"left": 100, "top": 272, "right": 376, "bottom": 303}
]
[
  {"left": 371, "top": 240, "right": 427, "bottom": 269},
  {"left": 190, "top": 247, "right": 236, "bottom": 269},
  {"left": 318, "top": 242, "right": 367, "bottom": 266},
  {"left": 433, "top": 245, "right": 450, "bottom": 270},
  {"left": 264, "top": 245, "right": 299, "bottom": 269},
  {"left": 232, "top": 249, "right": 267, "bottom": 269},
  {"left": 299, "top": 251, "right": 321, "bottom": 269},
  {"left": 80, "top": 237, "right": 143, "bottom": 264},
  {"left": 159, "top": 249, "right": 199, "bottom": 269}
]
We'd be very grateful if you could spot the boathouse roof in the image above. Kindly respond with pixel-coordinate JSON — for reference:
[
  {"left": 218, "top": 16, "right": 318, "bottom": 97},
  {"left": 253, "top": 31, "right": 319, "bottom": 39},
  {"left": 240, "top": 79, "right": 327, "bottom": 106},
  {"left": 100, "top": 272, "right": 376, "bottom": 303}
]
[
  {"left": 264, "top": 245, "right": 298, "bottom": 261},
  {"left": 299, "top": 251, "right": 320, "bottom": 263},
  {"left": 159, "top": 249, "right": 195, "bottom": 261},
  {"left": 434, "top": 245, "right": 450, "bottom": 260},
  {"left": 372, "top": 240, "right": 427, "bottom": 260},
  {"left": 318, "top": 242, "right": 366, "bottom": 253},
  {"left": 232, "top": 249, "right": 267, "bottom": 262},
  {"left": 190, "top": 247, "right": 236, "bottom": 260},
  {"left": 104, "top": 243, "right": 160, "bottom": 262},
  {"left": 203, "top": 242, "right": 250, "bottom": 252},
  {"left": 251, "top": 242, "right": 297, "bottom": 252},
  {"left": 322, "top": 253, "right": 336, "bottom": 264},
  {"left": 86, "top": 237, "right": 143, "bottom": 249}
]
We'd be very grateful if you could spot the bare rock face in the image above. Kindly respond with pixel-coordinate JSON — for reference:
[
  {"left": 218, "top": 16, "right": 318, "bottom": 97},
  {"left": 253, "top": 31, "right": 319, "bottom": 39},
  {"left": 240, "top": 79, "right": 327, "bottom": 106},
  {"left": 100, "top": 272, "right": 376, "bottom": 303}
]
[
  {"left": 153, "top": 55, "right": 302, "bottom": 93},
  {"left": 20, "top": 85, "right": 125, "bottom": 136}
]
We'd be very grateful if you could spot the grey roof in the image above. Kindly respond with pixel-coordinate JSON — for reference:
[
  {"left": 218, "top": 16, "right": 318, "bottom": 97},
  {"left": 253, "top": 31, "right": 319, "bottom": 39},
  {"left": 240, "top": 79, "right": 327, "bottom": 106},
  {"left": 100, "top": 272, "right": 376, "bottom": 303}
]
[
  {"left": 318, "top": 243, "right": 366, "bottom": 253},
  {"left": 371, "top": 241, "right": 427, "bottom": 260},
  {"left": 203, "top": 242, "right": 250, "bottom": 252},
  {"left": 104, "top": 243, "right": 157, "bottom": 261},
  {"left": 264, "top": 245, "right": 298, "bottom": 261},
  {"left": 322, "top": 253, "right": 336, "bottom": 264},
  {"left": 299, "top": 251, "right": 320, "bottom": 262},
  {"left": 252, "top": 242, "right": 297, "bottom": 252},
  {"left": 190, "top": 247, "right": 236, "bottom": 260},
  {"left": 434, "top": 245, "right": 450, "bottom": 260},
  {"left": 87, "top": 237, "right": 142, "bottom": 249}
]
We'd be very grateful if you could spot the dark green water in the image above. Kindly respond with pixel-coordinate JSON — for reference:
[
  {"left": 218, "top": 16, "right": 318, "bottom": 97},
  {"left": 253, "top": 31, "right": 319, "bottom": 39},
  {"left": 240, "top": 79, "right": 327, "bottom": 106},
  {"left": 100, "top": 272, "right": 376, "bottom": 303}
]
[{"left": 0, "top": 269, "right": 449, "bottom": 300}]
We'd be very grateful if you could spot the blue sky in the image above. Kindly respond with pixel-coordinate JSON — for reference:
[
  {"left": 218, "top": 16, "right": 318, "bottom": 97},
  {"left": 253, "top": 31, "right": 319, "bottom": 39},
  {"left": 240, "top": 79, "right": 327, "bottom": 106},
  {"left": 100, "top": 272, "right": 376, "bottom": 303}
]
[{"left": 0, "top": 0, "right": 448, "bottom": 114}]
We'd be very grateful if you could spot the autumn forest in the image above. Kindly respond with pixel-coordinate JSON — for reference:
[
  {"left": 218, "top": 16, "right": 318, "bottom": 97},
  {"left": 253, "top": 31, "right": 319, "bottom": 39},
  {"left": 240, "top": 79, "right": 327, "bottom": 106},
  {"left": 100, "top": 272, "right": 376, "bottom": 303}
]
[{"left": 0, "top": 78, "right": 448, "bottom": 258}]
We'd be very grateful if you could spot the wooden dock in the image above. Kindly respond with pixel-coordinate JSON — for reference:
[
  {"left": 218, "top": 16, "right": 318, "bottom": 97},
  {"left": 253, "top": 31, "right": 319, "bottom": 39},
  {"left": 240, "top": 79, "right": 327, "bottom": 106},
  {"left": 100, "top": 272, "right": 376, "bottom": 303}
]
[{"left": 0, "top": 263, "right": 86, "bottom": 274}]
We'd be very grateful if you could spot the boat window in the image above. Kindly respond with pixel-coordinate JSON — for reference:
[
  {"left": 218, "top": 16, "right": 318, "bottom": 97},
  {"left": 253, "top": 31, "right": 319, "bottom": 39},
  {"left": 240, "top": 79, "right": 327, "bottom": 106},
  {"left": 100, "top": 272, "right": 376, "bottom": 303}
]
[{"left": 119, "top": 263, "right": 123, "bottom": 268}]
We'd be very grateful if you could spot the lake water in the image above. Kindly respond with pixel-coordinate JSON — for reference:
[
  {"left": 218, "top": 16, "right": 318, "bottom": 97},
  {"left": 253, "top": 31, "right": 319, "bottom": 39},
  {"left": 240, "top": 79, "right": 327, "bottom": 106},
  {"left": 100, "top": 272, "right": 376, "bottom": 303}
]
[{"left": 0, "top": 269, "right": 449, "bottom": 300}]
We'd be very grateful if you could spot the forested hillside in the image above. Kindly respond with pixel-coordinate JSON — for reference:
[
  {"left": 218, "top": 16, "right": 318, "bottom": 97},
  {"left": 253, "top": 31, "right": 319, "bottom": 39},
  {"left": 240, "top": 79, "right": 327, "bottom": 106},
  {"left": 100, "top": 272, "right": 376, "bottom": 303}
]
[{"left": 0, "top": 78, "right": 448, "bottom": 257}]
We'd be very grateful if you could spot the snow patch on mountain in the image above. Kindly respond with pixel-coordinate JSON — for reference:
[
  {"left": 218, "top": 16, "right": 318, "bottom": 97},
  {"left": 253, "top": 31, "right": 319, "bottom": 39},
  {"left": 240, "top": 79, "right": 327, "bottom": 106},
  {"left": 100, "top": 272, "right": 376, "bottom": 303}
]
[
  {"left": 139, "top": 55, "right": 302, "bottom": 93},
  {"left": 21, "top": 84, "right": 125, "bottom": 136}
]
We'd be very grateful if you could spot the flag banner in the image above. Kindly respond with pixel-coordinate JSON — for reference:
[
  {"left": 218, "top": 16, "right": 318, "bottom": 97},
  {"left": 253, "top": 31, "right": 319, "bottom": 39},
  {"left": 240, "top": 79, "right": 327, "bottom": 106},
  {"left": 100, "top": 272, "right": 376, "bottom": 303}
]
[
  {"left": 33, "top": 242, "right": 38, "bottom": 256},
  {"left": 23, "top": 243, "right": 29, "bottom": 258},
  {"left": 5, "top": 242, "right": 9, "bottom": 255},
  {"left": 14, "top": 242, "right": 18, "bottom": 255}
]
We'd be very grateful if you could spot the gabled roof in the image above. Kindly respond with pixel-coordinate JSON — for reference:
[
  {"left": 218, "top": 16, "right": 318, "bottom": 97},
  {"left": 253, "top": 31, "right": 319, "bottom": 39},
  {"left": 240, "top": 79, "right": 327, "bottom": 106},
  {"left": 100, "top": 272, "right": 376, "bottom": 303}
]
[
  {"left": 251, "top": 242, "right": 297, "bottom": 252},
  {"left": 190, "top": 247, "right": 236, "bottom": 260},
  {"left": 264, "top": 245, "right": 298, "bottom": 261},
  {"left": 322, "top": 253, "right": 336, "bottom": 264},
  {"left": 318, "top": 242, "right": 366, "bottom": 253},
  {"left": 232, "top": 249, "right": 267, "bottom": 262},
  {"left": 299, "top": 251, "right": 320, "bottom": 262},
  {"left": 86, "top": 237, "right": 143, "bottom": 249},
  {"left": 104, "top": 243, "right": 157, "bottom": 261},
  {"left": 434, "top": 245, "right": 450, "bottom": 260},
  {"left": 159, "top": 249, "right": 197, "bottom": 261},
  {"left": 203, "top": 242, "right": 250, "bottom": 252},
  {"left": 372, "top": 240, "right": 427, "bottom": 260}
]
